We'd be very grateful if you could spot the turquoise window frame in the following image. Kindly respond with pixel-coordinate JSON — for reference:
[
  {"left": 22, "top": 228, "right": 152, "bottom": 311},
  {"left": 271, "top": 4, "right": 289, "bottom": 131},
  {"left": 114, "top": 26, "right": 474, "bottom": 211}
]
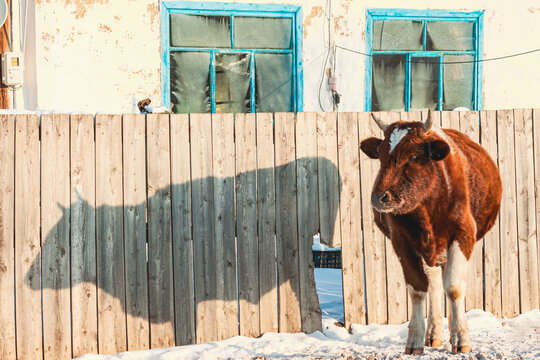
[
  {"left": 365, "top": 9, "right": 484, "bottom": 112},
  {"left": 161, "top": 1, "right": 303, "bottom": 113}
]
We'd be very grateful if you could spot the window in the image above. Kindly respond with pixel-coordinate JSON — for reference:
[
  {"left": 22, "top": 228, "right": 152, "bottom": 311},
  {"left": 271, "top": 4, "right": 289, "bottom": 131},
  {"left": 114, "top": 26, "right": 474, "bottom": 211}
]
[
  {"left": 365, "top": 9, "right": 483, "bottom": 111},
  {"left": 160, "top": 2, "right": 303, "bottom": 114}
]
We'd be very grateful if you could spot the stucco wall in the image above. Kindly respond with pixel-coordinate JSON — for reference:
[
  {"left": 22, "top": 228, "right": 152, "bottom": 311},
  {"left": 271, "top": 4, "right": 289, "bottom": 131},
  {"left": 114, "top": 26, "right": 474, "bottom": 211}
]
[{"left": 27, "top": 0, "right": 540, "bottom": 112}]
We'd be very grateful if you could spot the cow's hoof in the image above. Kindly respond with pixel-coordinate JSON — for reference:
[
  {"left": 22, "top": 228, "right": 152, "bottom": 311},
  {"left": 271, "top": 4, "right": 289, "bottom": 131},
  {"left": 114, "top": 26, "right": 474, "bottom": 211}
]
[
  {"left": 405, "top": 347, "right": 424, "bottom": 355},
  {"left": 425, "top": 338, "right": 443, "bottom": 347},
  {"left": 451, "top": 345, "right": 472, "bottom": 354}
]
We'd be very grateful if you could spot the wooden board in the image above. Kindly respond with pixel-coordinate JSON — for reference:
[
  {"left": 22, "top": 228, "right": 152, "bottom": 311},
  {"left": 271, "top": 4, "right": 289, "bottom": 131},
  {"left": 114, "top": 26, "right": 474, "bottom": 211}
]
[
  {"left": 316, "top": 113, "right": 341, "bottom": 248},
  {"left": 296, "top": 112, "right": 322, "bottom": 333},
  {"left": 480, "top": 111, "right": 502, "bottom": 317},
  {"left": 379, "top": 112, "right": 408, "bottom": 325},
  {"left": 274, "top": 112, "right": 302, "bottom": 333},
  {"left": 339, "top": 112, "right": 366, "bottom": 328},
  {"left": 146, "top": 114, "right": 175, "bottom": 348},
  {"left": 496, "top": 110, "right": 520, "bottom": 318},
  {"left": 122, "top": 114, "right": 149, "bottom": 350},
  {"left": 441, "top": 110, "right": 460, "bottom": 130},
  {"left": 235, "top": 113, "right": 260, "bottom": 337},
  {"left": 15, "top": 114, "right": 43, "bottom": 359},
  {"left": 513, "top": 109, "right": 539, "bottom": 312},
  {"left": 170, "top": 114, "right": 196, "bottom": 345},
  {"left": 95, "top": 114, "right": 127, "bottom": 354},
  {"left": 534, "top": 108, "right": 540, "bottom": 308},
  {"left": 459, "top": 111, "right": 484, "bottom": 311},
  {"left": 41, "top": 114, "right": 72, "bottom": 359},
  {"left": 0, "top": 115, "right": 15, "bottom": 360},
  {"left": 360, "top": 112, "right": 387, "bottom": 324},
  {"left": 71, "top": 114, "right": 98, "bottom": 357},
  {"left": 190, "top": 113, "right": 217, "bottom": 343},
  {"left": 256, "top": 113, "right": 278, "bottom": 334},
  {"left": 212, "top": 113, "right": 238, "bottom": 340}
]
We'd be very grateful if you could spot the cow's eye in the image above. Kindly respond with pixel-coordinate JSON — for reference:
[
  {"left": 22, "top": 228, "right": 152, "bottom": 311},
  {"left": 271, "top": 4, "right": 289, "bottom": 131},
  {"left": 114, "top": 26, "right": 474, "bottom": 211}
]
[{"left": 408, "top": 155, "right": 418, "bottom": 162}]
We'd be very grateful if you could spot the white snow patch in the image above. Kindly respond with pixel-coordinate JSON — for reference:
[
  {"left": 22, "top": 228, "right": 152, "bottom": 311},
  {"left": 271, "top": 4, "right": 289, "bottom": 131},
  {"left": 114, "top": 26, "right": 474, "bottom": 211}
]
[{"left": 389, "top": 127, "right": 409, "bottom": 154}]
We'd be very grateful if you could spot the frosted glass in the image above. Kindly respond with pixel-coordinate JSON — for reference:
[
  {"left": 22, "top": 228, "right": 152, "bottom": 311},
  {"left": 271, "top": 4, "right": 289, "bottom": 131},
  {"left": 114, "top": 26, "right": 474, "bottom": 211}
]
[
  {"left": 427, "top": 21, "right": 474, "bottom": 51},
  {"left": 372, "top": 55, "right": 405, "bottom": 111},
  {"left": 170, "top": 52, "right": 210, "bottom": 114},
  {"left": 443, "top": 55, "right": 474, "bottom": 110},
  {"left": 255, "top": 54, "right": 293, "bottom": 112},
  {"left": 373, "top": 20, "right": 423, "bottom": 51},
  {"left": 215, "top": 53, "right": 251, "bottom": 113},
  {"left": 411, "top": 57, "right": 439, "bottom": 110},
  {"left": 234, "top": 17, "right": 292, "bottom": 49},
  {"left": 170, "top": 14, "right": 230, "bottom": 48}
]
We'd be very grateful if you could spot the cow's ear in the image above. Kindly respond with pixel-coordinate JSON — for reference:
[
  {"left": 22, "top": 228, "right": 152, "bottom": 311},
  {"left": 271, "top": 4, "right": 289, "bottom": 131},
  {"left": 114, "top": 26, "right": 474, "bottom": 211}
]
[
  {"left": 360, "top": 137, "right": 382, "bottom": 159},
  {"left": 426, "top": 140, "right": 450, "bottom": 161}
]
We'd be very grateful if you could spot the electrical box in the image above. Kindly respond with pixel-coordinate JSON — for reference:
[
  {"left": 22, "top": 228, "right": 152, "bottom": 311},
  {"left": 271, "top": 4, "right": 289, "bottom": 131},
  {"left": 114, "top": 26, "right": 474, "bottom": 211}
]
[{"left": 2, "top": 52, "right": 24, "bottom": 86}]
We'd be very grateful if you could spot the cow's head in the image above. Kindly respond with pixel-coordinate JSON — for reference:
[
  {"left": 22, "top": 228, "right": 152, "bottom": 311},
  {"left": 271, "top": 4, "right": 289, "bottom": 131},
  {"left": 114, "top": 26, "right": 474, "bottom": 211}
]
[{"left": 360, "top": 110, "right": 450, "bottom": 214}]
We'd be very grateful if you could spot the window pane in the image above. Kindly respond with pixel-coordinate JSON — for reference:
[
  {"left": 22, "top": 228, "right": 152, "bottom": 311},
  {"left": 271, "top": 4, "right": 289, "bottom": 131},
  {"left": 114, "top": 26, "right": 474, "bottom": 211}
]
[
  {"left": 170, "top": 52, "right": 210, "bottom": 113},
  {"left": 234, "top": 17, "right": 292, "bottom": 49},
  {"left": 411, "top": 57, "right": 439, "bottom": 110},
  {"left": 373, "top": 20, "right": 423, "bottom": 51},
  {"left": 255, "top": 54, "right": 293, "bottom": 112},
  {"left": 170, "top": 14, "right": 231, "bottom": 48},
  {"left": 215, "top": 53, "right": 251, "bottom": 113},
  {"left": 426, "top": 21, "right": 474, "bottom": 51},
  {"left": 372, "top": 55, "right": 405, "bottom": 111},
  {"left": 443, "top": 55, "right": 474, "bottom": 110}
]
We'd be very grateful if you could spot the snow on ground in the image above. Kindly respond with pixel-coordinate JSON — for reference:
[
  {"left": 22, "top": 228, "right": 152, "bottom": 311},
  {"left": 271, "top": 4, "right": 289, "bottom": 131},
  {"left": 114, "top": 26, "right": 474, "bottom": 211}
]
[{"left": 77, "top": 269, "right": 540, "bottom": 360}]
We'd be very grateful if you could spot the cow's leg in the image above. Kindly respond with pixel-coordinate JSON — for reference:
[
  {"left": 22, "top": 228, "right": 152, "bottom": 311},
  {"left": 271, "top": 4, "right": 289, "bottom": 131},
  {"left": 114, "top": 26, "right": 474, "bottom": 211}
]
[
  {"left": 406, "top": 286, "right": 426, "bottom": 355},
  {"left": 424, "top": 264, "right": 443, "bottom": 347},
  {"left": 443, "top": 241, "right": 471, "bottom": 354}
]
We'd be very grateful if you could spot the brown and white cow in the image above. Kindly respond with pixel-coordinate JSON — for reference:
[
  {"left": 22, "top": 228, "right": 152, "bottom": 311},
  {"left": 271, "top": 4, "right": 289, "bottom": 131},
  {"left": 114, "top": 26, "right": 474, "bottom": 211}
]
[{"left": 360, "top": 110, "right": 502, "bottom": 355}]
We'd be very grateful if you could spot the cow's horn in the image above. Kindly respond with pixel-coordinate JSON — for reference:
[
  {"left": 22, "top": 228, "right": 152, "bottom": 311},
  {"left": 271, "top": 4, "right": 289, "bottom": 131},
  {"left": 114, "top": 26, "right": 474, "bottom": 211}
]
[
  {"left": 370, "top": 113, "right": 388, "bottom": 132},
  {"left": 423, "top": 109, "right": 434, "bottom": 132}
]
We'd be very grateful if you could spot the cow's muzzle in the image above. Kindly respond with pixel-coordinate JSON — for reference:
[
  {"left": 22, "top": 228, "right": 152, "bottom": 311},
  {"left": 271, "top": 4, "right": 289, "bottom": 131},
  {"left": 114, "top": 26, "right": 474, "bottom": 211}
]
[{"left": 371, "top": 191, "right": 395, "bottom": 212}]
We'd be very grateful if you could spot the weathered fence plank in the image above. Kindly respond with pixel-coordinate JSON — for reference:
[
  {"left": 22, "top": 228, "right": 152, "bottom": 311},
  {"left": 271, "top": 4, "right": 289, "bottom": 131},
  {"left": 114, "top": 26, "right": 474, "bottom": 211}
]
[
  {"left": 460, "top": 111, "right": 484, "bottom": 311},
  {"left": 534, "top": 108, "right": 540, "bottom": 308},
  {"left": 480, "top": 110, "right": 502, "bottom": 317},
  {"left": 0, "top": 115, "right": 15, "bottom": 360},
  {"left": 275, "top": 112, "right": 302, "bottom": 333},
  {"left": 360, "top": 112, "right": 387, "bottom": 325},
  {"left": 340, "top": 112, "right": 366, "bottom": 328},
  {"left": 95, "top": 114, "right": 127, "bottom": 354},
  {"left": 497, "top": 109, "right": 520, "bottom": 318},
  {"left": 170, "top": 114, "right": 196, "bottom": 345},
  {"left": 514, "top": 109, "right": 539, "bottom": 313},
  {"left": 15, "top": 114, "right": 42, "bottom": 360},
  {"left": 317, "top": 112, "right": 341, "bottom": 248},
  {"left": 381, "top": 112, "right": 408, "bottom": 325},
  {"left": 236, "top": 113, "right": 260, "bottom": 337},
  {"left": 212, "top": 113, "right": 238, "bottom": 340},
  {"left": 122, "top": 114, "right": 149, "bottom": 350},
  {"left": 256, "top": 113, "right": 279, "bottom": 334},
  {"left": 147, "top": 114, "right": 175, "bottom": 348},
  {"left": 190, "top": 113, "right": 217, "bottom": 343},
  {"left": 71, "top": 114, "right": 98, "bottom": 357},
  {"left": 296, "top": 112, "right": 322, "bottom": 333},
  {"left": 41, "top": 114, "right": 72, "bottom": 360}
]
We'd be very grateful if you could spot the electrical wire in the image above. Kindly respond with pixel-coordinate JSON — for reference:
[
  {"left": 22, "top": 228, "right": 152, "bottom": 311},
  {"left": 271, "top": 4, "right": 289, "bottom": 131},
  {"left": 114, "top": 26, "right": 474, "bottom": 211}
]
[
  {"left": 317, "top": 0, "right": 332, "bottom": 112},
  {"left": 335, "top": 45, "right": 540, "bottom": 64}
]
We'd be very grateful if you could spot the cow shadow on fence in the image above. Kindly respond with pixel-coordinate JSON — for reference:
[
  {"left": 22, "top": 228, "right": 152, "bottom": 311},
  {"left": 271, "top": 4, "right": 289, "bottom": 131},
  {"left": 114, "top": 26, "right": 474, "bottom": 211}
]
[{"left": 25, "top": 157, "right": 342, "bottom": 342}]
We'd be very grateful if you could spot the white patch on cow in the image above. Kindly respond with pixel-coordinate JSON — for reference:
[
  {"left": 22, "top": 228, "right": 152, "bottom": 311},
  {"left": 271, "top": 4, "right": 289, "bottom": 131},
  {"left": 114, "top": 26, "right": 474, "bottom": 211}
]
[
  {"left": 389, "top": 127, "right": 409, "bottom": 154},
  {"left": 432, "top": 127, "right": 454, "bottom": 154},
  {"left": 406, "top": 285, "right": 426, "bottom": 350},
  {"left": 443, "top": 241, "right": 470, "bottom": 349},
  {"left": 423, "top": 261, "right": 443, "bottom": 344}
]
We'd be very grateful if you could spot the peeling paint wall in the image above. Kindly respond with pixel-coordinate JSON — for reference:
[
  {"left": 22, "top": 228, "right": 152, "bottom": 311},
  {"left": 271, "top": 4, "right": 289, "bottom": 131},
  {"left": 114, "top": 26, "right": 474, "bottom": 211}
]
[{"left": 28, "top": 0, "right": 540, "bottom": 112}]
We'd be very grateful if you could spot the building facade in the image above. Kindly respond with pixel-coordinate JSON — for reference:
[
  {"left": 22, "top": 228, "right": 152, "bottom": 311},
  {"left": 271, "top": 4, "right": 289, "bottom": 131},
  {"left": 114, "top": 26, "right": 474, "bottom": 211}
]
[{"left": 21, "top": 0, "right": 540, "bottom": 112}]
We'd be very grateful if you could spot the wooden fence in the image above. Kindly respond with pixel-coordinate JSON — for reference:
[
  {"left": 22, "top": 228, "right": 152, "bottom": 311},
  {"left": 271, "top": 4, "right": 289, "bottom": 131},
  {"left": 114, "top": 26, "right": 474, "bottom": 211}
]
[{"left": 0, "top": 111, "right": 538, "bottom": 359}]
